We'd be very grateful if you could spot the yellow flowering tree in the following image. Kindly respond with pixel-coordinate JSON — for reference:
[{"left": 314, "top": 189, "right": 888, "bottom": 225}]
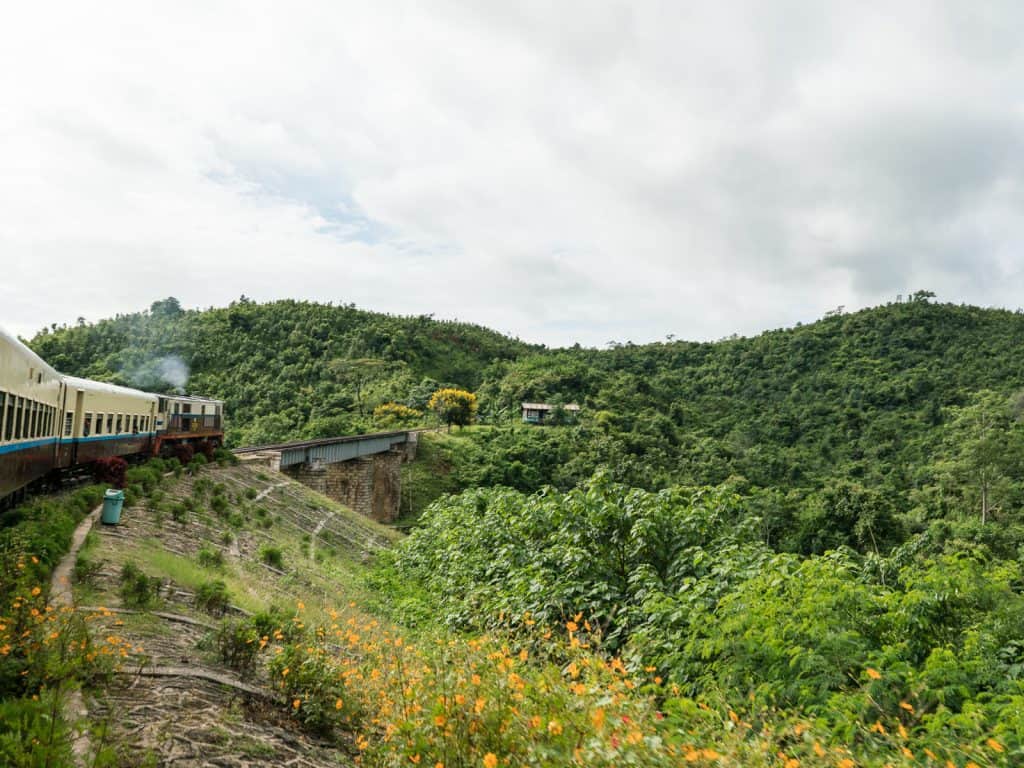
[
  {"left": 427, "top": 388, "right": 478, "bottom": 432},
  {"left": 373, "top": 402, "right": 423, "bottom": 428}
]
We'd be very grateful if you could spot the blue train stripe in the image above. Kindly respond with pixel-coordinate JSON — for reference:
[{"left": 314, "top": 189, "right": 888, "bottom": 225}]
[
  {"left": 76, "top": 432, "right": 156, "bottom": 444},
  {"left": 0, "top": 438, "right": 58, "bottom": 456},
  {"left": 0, "top": 432, "right": 157, "bottom": 456}
]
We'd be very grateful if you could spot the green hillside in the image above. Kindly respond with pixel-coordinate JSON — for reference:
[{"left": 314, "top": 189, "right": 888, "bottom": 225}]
[
  {"left": 30, "top": 294, "right": 1024, "bottom": 529},
  {"left": 8, "top": 294, "right": 1024, "bottom": 765},
  {"left": 30, "top": 297, "right": 535, "bottom": 445}
]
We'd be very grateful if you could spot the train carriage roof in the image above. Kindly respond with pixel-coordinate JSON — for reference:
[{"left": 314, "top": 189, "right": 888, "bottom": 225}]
[
  {"left": 0, "top": 325, "right": 60, "bottom": 377},
  {"left": 62, "top": 375, "right": 159, "bottom": 401}
]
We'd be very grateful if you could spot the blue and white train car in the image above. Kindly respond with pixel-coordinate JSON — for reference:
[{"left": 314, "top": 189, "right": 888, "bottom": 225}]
[
  {"left": 1, "top": 327, "right": 160, "bottom": 508},
  {"left": 0, "top": 326, "right": 64, "bottom": 504}
]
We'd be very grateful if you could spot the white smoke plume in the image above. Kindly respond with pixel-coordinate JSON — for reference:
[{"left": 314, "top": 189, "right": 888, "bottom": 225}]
[
  {"left": 157, "top": 356, "right": 189, "bottom": 393},
  {"left": 123, "top": 355, "right": 190, "bottom": 394}
]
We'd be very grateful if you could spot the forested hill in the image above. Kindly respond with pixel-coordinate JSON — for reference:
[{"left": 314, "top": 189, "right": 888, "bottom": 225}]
[
  {"left": 28, "top": 295, "right": 1024, "bottom": 520},
  {"left": 28, "top": 297, "right": 537, "bottom": 445}
]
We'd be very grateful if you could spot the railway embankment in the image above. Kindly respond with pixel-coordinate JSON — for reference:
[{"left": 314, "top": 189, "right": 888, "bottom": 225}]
[{"left": 4, "top": 458, "right": 400, "bottom": 766}]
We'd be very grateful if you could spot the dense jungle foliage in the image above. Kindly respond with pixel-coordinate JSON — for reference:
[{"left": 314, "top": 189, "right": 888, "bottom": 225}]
[
  {"left": 375, "top": 474, "right": 1024, "bottom": 763},
  {"left": 18, "top": 294, "right": 1024, "bottom": 762},
  {"left": 30, "top": 293, "right": 1024, "bottom": 529}
]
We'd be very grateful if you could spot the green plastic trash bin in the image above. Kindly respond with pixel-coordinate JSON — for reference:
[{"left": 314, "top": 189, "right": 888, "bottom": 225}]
[{"left": 101, "top": 489, "right": 125, "bottom": 525}]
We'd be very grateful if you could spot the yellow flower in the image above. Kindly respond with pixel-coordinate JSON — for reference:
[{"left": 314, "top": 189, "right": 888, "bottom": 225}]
[
  {"left": 899, "top": 701, "right": 914, "bottom": 713},
  {"left": 837, "top": 760, "right": 855, "bottom": 768},
  {"left": 865, "top": 667, "right": 881, "bottom": 680},
  {"left": 292, "top": 699, "right": 301, "bottom": 710},
  {"left": 591, "top": 708, "right": 606, "bottom": 730},
  {"left": 482, "top": 754, "right": 498, "bottom": 768},
  {"left": 986, "top": 739, "right": 1005, "bottom": 753},
  {"left": 566, "top": 621, "right": 578, "bottom": 633},
  {"left": 335, "top": 699, "right": 344, "bottom": 710},
  {"left": 31, "top": 587, "right": 41, "bottom": 597},
  {"left": 547, "top": 719, "right": 563, "bottom": 736}
]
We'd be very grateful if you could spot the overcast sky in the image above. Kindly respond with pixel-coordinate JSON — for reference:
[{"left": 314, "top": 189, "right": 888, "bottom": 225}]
[{"left": 2, "top": 2, "right": 1023, "bottom": 347}]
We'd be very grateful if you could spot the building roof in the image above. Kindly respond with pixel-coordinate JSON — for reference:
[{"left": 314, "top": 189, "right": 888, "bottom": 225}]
[{"left": 521, "top": 402, "right": 581, "bottom": 411}]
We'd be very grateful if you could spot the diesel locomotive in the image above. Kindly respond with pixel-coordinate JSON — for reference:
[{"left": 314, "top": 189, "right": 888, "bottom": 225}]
[{"left": 1, "top": 325, "right": 224, "bottom": 508}]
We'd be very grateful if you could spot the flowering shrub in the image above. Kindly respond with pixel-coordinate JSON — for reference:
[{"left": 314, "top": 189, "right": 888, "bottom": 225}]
[
  {"left": 93, "top": 456, "right": 128, "bottom": 488},
  {"left": 0, "top": 577, "right": 128, "bottom": 766},
  {"left": 373, "top": 402, "right": 424, "bottom": 428},
  {"left": 249, "top": 601, "right": 1018, "bottom": 768}
]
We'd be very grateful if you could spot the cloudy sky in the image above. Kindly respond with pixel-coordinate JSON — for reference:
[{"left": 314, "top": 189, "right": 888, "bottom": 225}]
[{"left": 2, "top": 2, "right": 1023, "bottom": 347}]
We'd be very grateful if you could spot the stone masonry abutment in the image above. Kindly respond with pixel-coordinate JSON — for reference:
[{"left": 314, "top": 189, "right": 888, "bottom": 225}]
[{"left": 283, "top": 447, "right": 408, "bottom": 523}]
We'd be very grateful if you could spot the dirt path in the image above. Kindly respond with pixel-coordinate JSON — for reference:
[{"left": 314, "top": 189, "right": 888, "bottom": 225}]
[{"left": 50, "top": 503, "right": 103, "bottom": 766}]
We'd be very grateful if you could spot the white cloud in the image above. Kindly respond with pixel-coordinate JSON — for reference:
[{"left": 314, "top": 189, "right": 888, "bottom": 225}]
[{"left": 2, "top": 1, "right": 1024, "bottom": 346}]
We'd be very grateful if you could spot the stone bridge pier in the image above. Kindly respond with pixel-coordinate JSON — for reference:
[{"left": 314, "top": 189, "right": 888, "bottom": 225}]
[
  {"left": 283, "top": 448, "right": 408, "bottom": 523},
  {"left": 237, "top": 431, "right": 418, "bottom": 524}
]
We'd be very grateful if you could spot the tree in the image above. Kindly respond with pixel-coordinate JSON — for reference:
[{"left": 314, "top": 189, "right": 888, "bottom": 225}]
[
  {"left": 328, "top": 358, "right": 391, "bottom": 415},
  {"left": 428, "top": 388, "right": 478, "bottom": 431},
  {"left": 936, "top": 391, "right": 1024, "bottom": 523},
  {"left": 150, "top": 297, "right": 183, "bottom": 317}
]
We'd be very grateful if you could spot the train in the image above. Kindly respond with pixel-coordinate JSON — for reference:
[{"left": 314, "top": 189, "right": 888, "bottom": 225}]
[{"left": 1, "top": 325, "right": 224, "bottom": 509}]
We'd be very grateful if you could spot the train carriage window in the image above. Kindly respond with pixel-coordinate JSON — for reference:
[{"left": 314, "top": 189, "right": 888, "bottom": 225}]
[
  {"left": 0, "top": 392, "right": 5, "bottom": 442},
  {"left": 45, "top": 406, "right": 52, "bottom": 437},
  {"left": 95, "top": 413, "right": 103, "bottom": 435},
  {"left": 116, "top": 415, "right": 123, "bottom": 434},
  {"left": 83, "top": 413, "right": 93, "bottom": 437},
  {"left": 106, "top": 414, "right": 113, "bottom": 434},
  {"left": 29, "top": 401, "right": 37, "bottom": 438},
  {"left": 15, "top": 397, "right": 24, "bottom": 440},
  {"left": 64, "top": 412, "right": 73, "bottom": 437},
  {"left": 5, "top": 396, "right": 15, "bottom": 441}
]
